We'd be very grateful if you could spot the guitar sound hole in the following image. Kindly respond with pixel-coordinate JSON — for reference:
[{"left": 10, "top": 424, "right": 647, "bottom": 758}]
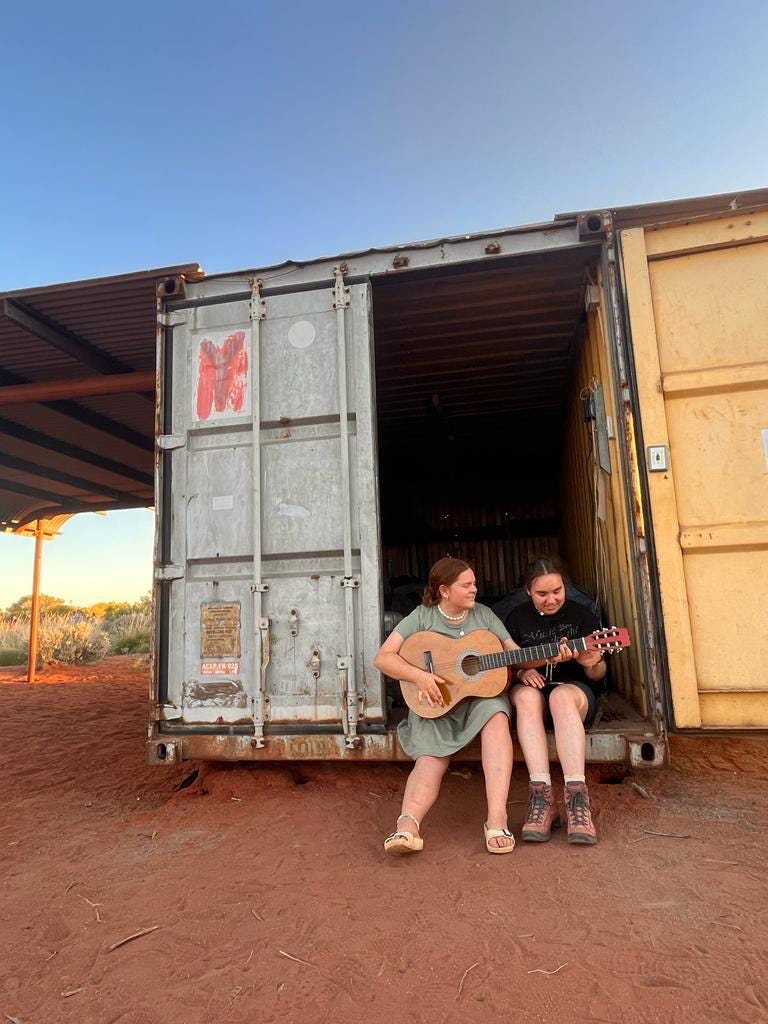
[{"left": 462, "top": 655, "right": 481, "bottom": 677}]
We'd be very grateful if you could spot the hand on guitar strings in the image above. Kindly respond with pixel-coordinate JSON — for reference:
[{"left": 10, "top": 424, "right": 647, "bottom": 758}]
[
  {"left": 417, "top": 669, "right": 446, "bottom": 708},
  {"left": 517, "top": 639, "right": 573, "bottom": 689}
]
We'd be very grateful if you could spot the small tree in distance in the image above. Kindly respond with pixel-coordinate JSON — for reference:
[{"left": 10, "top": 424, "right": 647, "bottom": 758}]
[{"left": 5, "top": 594, "right": 71, "bottom": 616}]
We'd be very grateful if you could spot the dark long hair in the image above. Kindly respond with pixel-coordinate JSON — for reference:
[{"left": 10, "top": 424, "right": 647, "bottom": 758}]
[
  {"left": 422, "top": 557, "right": 473, "bottom": 607},
  {"left": 523, "top": 554, "right": 568, "bottom": 592}
]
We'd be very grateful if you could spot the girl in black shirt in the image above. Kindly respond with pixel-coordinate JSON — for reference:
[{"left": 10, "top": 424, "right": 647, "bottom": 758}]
[{"left": 505, "top": 556, "right": 605, "bottom": 845}]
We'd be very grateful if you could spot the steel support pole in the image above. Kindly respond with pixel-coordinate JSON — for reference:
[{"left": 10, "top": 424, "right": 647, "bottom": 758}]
[{"left": 26, "top": 520, "right": 45, "bottom": 683}]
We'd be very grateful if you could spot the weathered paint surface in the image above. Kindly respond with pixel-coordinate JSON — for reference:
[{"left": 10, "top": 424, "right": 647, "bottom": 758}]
[
  {"left": 158, "top": 279, "right": 384, "bottom": 733},
  {"left": 195, "top": 329, "right": 249, "bottom": 421},
  {"left": 148, "top": 726, "right": 664, "bottom": 766},
  {"left": 623, "top": 211, "right": 768, "bottom": 728}
]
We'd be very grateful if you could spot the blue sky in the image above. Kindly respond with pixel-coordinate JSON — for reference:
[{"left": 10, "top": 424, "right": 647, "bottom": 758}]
[{"left": 1, "top": 0, "right": 766, "bottom": 607}]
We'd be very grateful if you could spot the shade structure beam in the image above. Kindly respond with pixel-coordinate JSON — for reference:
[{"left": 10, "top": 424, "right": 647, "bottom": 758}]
[{"left": 0, "top": 370, "right": 155, "bottom": 407}]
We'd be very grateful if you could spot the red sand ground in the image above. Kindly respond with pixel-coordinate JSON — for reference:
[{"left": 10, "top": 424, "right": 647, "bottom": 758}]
[{"left": 1, "top": 656, "right": 767, "bottom": 1024}]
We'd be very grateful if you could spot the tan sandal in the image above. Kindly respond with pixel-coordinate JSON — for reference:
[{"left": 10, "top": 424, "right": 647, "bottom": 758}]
[
  {"left": 384, "top": 814, "right": 423, "bottom": 855},
  {"left": 484, "top": 823, "right": 516, "bottom": 854}
]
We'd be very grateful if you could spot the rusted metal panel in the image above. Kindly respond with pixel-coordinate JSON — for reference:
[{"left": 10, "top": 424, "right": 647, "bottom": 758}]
[
  {"left": 557, "top": 186, "right": 768, "bottom": 230},
  {"left": 146, "top": 726, "right": 665, "bottom": 766},
  {"left": 190, "top": 221, "right": 584, "bottom": 293}
]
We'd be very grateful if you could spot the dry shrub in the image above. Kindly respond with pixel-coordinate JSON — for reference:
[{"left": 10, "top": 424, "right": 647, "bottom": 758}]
[
  {"left": 0, "top": 613, "right": 109, "bottom": 665},
  {"left": 105, "top": 609, "right": 151, "bottom": 654}
]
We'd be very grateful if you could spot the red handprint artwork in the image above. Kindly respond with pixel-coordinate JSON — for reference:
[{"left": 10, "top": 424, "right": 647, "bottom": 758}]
[{"left": 196, "top": 331, "right": 249, "bottom": 420}]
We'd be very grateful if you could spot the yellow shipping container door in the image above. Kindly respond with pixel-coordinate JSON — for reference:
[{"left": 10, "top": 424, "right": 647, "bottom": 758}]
[{"left": 621, "top": 211, "right": 768, "bottom": 728}]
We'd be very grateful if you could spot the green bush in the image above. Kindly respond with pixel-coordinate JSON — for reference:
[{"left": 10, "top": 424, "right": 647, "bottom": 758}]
[{"left": 0, "top": 648, "right": 26, "bottom": 666}]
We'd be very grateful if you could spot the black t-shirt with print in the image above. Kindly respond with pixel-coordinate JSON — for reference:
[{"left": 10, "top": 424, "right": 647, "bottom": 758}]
[{"left": 504, "top": 599, "right": 603, "bottom": 694}]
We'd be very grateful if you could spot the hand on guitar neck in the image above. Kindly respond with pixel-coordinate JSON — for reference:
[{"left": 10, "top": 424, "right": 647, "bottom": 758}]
[{"left": 395, "top": 627, "right": 631, "bottom": 718}]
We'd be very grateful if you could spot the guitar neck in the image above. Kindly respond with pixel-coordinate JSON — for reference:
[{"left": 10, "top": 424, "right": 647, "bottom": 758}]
[{"left": 479, "top": 636, "right": 588, "bottom": 673}]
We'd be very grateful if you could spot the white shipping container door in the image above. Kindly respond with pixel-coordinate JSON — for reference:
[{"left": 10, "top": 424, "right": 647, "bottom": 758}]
[{"left": 160, "top": 276, "right": 383, "bottom": 738}]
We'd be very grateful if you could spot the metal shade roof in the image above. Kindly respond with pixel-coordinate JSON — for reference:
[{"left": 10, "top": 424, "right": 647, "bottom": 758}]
[
  {"left": 2, "top": 186, "right": 765, "bottom": 534},
  {"left": 0, "top": 264, "right": 201, "bottom": 530}
]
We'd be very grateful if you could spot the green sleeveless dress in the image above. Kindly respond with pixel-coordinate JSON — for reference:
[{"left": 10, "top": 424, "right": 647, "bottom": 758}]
[{"left": 394, "top": 603, "right": 512, "bottom": 758}]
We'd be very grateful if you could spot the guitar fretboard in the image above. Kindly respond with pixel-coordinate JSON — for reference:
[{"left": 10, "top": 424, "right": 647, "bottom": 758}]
[{"left": 478, "top": 636, "right": 588, "bottom": 672}]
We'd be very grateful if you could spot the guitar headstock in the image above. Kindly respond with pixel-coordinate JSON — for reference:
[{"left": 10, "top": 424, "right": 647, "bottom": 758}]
[{"left": 585, "top": 627, "right": 631, "bottom": 653}]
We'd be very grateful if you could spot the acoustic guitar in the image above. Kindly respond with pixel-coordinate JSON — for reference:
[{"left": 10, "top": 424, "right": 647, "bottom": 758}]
[{"left": 399, "top": 627, "right": 631, "bottom": 718}]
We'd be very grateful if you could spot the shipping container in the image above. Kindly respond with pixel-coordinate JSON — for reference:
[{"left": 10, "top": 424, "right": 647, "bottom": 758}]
[{"left": 148, "top": 192, "right": 768, "bottom": 767}]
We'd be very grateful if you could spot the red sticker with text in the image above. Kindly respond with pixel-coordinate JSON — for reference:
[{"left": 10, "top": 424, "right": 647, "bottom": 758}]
[{"left": 200, "top": 661, "right": 240, "bottom": 675}]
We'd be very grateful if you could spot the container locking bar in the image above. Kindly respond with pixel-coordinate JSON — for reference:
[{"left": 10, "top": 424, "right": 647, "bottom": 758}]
[
  {"left": 250, "top": 278, "right": 268, "bottom": 747},
  {"left": 337, "top": 655, "right": 361, "bottom": 747},
  {"left": 256, "top": 616, "right": 270, "bottom": 745},
  {"left": 334, "top": 266, "right": 361, "bottom": 745},
  {"left": 155, "top": 564, "right": 184, "bottom": 581}
]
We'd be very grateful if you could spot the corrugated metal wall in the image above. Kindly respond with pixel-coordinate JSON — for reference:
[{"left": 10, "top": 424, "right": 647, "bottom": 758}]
[
  {"left": 560, "top": 270, "right": 646, "bottom": 713},
  {"left": 382, "top": 495, "right": 560, "bottom": 600},
  {"left": 374, "top": 251, "right": 648, "bottom": 715}
]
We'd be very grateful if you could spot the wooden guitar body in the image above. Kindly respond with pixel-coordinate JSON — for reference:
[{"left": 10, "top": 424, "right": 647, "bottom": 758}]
[{"left": 398, "top": 629, "right": 508, "bottom": 719}]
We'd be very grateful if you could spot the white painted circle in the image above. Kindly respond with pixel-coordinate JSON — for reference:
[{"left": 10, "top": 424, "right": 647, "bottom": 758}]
[{"left": 287, "top": 320, "right": 316, "bottom": 349}]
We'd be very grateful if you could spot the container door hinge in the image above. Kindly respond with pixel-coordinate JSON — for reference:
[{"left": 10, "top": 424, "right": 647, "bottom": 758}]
[
  {"left": 157, "top": 703, "right": 183, "bottom": 721},
  {"left": 155, "top": 564, "right": 184, "bottom": 581},
  {"left": 157, "top": 434, "right": 185, "bottom": 451},
  {"left": 340, "top": 577, "right": 360, "bottom": 589},
  {"left": 333, "top": 267, "right": 351, "bottom": 309},
  {"left": 251, "top": 583, "right": 269, "bottom": 593},
  {"left": 309, "top": 649, "right": 321, "bottom": 679},
  {"left": 250, "top": 278, "right": 266, "bottom": 321},
  {"left": 157, "top": 312, "right": 186, "bottom": 328}
]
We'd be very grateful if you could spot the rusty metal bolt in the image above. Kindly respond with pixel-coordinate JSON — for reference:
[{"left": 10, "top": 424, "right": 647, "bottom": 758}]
[
  {"left": 392, "top": 253, "right": 410, "bottom": 269},
  {"left": 484, "top": 240, "right": 501, "bottom": 254}
]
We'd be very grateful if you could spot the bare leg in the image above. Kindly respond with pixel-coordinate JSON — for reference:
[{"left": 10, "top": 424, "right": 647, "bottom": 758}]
[
  {"left": 510, "top": 684, "right": 549, "bottom": 774},
  {"left": 548, "top": 685, "right": 588, "bottom": 777},
  {"left": 396, "top": 754, "right": 450, "bottom": 836},
  {"left": 480, "top": 712, "right": 514, "bottom": 849}
]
